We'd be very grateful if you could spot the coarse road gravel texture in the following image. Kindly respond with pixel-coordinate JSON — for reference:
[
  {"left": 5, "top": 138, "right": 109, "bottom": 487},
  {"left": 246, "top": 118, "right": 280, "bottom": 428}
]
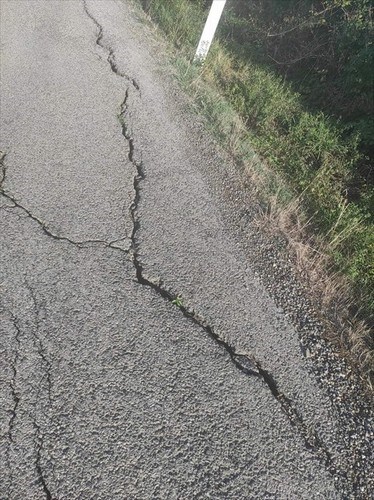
[{"left": 0, "top": 1, "right": 372, "bottom": 499}]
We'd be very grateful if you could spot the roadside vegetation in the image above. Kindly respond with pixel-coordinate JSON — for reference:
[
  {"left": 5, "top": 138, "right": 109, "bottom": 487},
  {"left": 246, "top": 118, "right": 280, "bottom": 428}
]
[{"left": 138, "top": 0, "right": 373, "bottom": 384}]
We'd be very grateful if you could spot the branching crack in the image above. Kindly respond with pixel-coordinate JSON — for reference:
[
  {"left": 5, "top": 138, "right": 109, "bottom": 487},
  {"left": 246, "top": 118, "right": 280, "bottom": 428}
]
[
  {"left": 120, "top": 97, "right": 342, "bottom": 482},
  {"left": 0, "top": 1, "right": 343, "bottom": 492},
  {"left": 82, "top": 0, "right": 344, "bottom": 485},
  {"left": 113, "top": 40, "right": 344, "bottom": 491}
]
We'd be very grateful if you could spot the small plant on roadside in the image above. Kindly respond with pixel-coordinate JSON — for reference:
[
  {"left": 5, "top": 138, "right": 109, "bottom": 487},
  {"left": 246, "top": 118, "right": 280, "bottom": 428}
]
[{"left": 172, "top": 296, "right": 183, "bottom": 308}]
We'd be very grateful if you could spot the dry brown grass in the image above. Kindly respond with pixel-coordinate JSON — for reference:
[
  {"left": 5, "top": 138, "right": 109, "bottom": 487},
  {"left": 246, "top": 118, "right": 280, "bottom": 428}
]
[{"left": 253, "top": 192, "right": 374, "bottom": 389}]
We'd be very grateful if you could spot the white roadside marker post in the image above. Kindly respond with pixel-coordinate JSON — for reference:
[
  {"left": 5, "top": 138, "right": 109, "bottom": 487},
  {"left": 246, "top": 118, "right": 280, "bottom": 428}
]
[{"left": 193, "top": 0, "right": 227, "bottom": 64}]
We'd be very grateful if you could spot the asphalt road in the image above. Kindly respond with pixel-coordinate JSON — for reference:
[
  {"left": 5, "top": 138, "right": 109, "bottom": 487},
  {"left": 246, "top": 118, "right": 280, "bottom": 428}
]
[{"left": 0, "top": 1, "right": 372, "bottom": 498}]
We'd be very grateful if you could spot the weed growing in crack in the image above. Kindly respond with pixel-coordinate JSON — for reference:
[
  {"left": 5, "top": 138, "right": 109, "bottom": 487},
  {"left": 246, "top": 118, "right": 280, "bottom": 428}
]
[
  {"left": 117, "top": 113, "right": 126, "bottom": 127},
  {"left": 172, "top": 296, "right": 183, "bottom": 308}
]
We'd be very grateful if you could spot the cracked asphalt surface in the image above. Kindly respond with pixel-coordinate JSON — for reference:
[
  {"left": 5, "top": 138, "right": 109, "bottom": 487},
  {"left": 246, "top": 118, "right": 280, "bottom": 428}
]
[{"left": 0, "top": 1, "right": 372, "bottom": 498}]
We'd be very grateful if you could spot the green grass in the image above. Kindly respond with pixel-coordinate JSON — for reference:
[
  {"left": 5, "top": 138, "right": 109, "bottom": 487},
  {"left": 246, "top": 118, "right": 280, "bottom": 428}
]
[
  {"left": 172, "top": 296, "right": 184, "bottom": 308},
  {"left": 137, "top": 0, "right": 373, "bottom": 379}
]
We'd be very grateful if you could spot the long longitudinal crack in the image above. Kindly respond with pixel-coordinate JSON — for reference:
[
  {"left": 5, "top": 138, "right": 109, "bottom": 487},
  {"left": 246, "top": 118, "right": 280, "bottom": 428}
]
[
  {"left": 1, "top": 1, "right": 342, "bottom": 488},
  {"left": 0, "top": 151, "right": 7, "bottom": 189},
  {"left": 34, "top": 421, "right": 53, "bottom": 500},
  {"left": 7, "top": 314, "right": 21, "bottom": 444},
  {"left": 125, "top": 128, "right": 345, "bottom": 483},
  {"left": 3, "top": 311, "right": 54, "bottom": 499},
  {"left": 82, "top": 0, "right": 346, "bottom": 487},
  {"left": 118, "top": 65, "right": 342, "bottom": 485},
  {"left": 5, "top": 313, "right": 22, "bottom": 498},
  {"left": 26, "top": 283, "right": 56, "bottom": 497},
  {"left": 26, "top": 282, "right": 53, "bottom": 406},
  {"left": 82, "top": 0, "right": 140, "bottom": 90}
]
